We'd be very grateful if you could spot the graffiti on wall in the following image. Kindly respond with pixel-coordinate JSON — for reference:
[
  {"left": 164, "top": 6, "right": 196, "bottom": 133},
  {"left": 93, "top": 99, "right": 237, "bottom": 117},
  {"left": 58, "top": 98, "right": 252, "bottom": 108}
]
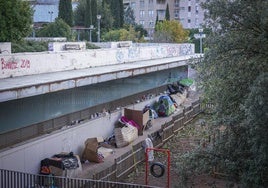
[
  {"left": 179, "top": 44, "right": 194, "bottom": 55},
  {"left": 167, "top": 46, "right": 179, "bottom": 57},
  {"left": 1, "top": 57, "right": 31, "bottom": 70},
  {"left": 128, "top": 47, "right": 140, "bottom": 59},
  {"left": 150, "top": 46, "right": 166, "bottom": 58},
  {"left": 116, "top": 50, "right": 124, "bottom": 63}
]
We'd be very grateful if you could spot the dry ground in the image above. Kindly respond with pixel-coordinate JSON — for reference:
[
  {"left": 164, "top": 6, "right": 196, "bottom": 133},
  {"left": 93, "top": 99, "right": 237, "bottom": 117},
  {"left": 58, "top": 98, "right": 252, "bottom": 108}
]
[{"left": 120, "top": 115, "right": 238, "bottom": 188}]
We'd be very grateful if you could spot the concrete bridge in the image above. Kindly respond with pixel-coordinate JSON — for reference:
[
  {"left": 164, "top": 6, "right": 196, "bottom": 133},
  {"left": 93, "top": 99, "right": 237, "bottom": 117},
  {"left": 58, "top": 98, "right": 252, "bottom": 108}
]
[{"left": 0, "top": 42, "right": 201, "bottom": 175}]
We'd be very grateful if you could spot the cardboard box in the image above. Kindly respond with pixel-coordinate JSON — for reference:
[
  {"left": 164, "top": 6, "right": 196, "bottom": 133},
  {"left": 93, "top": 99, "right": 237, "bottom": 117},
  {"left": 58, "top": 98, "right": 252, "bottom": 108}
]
[{"left": 124, "top": 108, "right": 150, "bottom": 135}]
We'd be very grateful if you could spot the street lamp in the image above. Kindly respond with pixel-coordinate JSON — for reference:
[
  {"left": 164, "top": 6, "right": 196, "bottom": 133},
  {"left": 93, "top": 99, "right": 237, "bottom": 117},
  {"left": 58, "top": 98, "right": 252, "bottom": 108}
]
[
  {"left": 149, "top": 21, "right": 154, "bottom": 42},
  {"left": 97, "top": 15, "right": 101, "bottom": 42},
  {"left": 31, "top": 24, "right": 36, "bottom": 37},
  {"left": 198, "top": 28, "right": 203, "bottom": 53},
  {"left": 89, "top": 25, "right": 94, "bottom": 42},
  {"left": 48, "top": 11, "right": 54, "bottom": 22}
]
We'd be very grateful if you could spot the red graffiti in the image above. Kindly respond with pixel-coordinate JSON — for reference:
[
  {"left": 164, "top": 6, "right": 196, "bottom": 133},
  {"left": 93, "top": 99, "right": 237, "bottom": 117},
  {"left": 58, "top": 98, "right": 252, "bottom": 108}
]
[
  {"left": 20, "top": 59, "right": 30, "bottom": 68},
  {"left": 1, "top": 58, "right": 30, "bottom": 70},
  {"left": 1, "top": 58, "right": 18, "bottom": 70}
]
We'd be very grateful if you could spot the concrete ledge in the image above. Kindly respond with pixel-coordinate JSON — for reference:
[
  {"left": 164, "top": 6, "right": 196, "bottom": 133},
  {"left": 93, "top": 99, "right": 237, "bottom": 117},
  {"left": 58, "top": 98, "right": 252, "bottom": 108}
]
[{"left": 79, "top": 97, "right": 201, "bottom": 181}]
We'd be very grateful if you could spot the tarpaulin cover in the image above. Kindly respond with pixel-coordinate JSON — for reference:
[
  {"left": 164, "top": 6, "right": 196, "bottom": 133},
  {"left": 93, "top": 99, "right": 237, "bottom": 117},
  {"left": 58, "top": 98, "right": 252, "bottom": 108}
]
[
  {"left": 155, "top": 95, "right": 176, "bottom": 116},
  {"left": 179, "top": 78, "right": 194, "bottom": 87}
]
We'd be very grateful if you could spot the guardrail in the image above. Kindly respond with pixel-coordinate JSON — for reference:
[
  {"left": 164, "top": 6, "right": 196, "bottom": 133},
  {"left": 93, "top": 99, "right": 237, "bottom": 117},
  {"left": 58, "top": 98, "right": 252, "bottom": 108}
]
[{"left": 0, "top": 168, "right": 158, "bottom": 188}]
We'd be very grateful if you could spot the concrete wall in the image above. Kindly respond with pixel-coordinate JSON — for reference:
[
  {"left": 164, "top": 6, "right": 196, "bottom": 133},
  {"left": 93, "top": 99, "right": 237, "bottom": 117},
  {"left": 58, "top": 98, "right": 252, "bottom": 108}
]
[
  {"left": 0, "top": 97, "right": 157, "bottom": 174},
  {"left": 0, "top": 43, "right": 11, "bottom": 55},
  {"left": 0, "top": 43, "right": 194, "bottom": 79}
]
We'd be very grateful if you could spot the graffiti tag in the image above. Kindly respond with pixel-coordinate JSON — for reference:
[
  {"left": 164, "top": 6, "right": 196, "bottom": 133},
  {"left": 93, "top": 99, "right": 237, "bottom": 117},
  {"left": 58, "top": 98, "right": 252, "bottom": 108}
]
[{"left": 1, "top": 58, "right": 30, "bottom": 70}]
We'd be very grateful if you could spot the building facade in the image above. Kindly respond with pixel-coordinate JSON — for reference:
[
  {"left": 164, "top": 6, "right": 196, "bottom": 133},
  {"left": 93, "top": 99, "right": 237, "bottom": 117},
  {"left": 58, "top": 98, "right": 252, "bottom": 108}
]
[{"left": 123, "top": 0, "right": 205, "bottom": 33}]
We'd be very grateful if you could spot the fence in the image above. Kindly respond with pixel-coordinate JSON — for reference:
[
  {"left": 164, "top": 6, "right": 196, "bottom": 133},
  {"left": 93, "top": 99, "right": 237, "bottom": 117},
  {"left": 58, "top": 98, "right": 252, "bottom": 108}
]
[
  {"left": 0, "top": 98, "right": 202, "bottom": 187},
  {"left": 92, "top": 98, "right": 201, "bottom": 181},
  {"left": 0, "top": 168, "right": 158, "bottom": 188}
]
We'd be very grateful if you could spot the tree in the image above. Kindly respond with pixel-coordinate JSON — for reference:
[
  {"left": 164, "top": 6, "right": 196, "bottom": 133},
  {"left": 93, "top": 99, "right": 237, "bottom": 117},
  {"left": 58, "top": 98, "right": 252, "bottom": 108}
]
[
  {"left": 37, "top": 18, "right": 73, "bottom": 40},
  {"left": 105, "top": 0, "right": 124, "bottom": 28},
  {"left": 84, "top": 0, "right": 97, "bottom": 27},
  {"left": 74, "top": 0, "right": 97, "bottom": 27},
  {"left": 134, "top": 24, "right": 148, "bottom": 38},
  {"left": 99, "top": 1, "right": 114, "bottom": 32},
  {"left": 124, "top": 6, "right": 136, "bottom": 26},
  {"left": 102, "top": 25, "right": 142, "bottom": 42},
  {"left": 154, "top": 20, "right": 189, "bottom": 43},
  {"left": 165, "top": 4, "right": 170, "bottom": 20},
  {"left": 0, "top": 0, "right": 33, "bottom": 42},
  {"left": 194, "top": 0, "right": 268, "bottom": 186},
  {"left": 242, "top": 73, "right": 268, "bottom": 186},
  {"left": 74, "top": 0, "right": 113, "bottom": 41},
  {"left": 155, "top": 13, "right": 159, "bottom": 30},
  {"left": 58, "top": 0, "right": 74, "bottom": 26},
  {"left": 74, "top": 0, "right": 86, "bottom": 26}
]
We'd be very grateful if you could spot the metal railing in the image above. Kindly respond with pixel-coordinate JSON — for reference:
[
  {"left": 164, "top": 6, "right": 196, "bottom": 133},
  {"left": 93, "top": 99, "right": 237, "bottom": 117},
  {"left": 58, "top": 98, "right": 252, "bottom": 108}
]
[{"left": 0, "top": 168, "right": 158, "bottom": 188}]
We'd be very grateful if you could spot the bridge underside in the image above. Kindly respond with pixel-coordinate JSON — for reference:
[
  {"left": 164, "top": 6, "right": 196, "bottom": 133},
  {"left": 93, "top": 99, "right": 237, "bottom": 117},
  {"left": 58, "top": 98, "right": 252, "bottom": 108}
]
[
  {"left": 0, "top": 66, "right": 188, "bottom": 135},
  {"left": 0, "top": 56, "right": 194, "bottom": 103}
]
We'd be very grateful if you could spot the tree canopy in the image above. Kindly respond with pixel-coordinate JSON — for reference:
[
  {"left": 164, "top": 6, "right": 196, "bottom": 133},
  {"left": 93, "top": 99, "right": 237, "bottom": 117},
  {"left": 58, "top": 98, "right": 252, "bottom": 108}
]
[
  {"left": 0, "top": 0, "right": 33, "bottom": 42},
  {"left": 124, "top": 6, "right": 136, "bottom": 26},
  {"left": 37, "top": 18, "right": 73, "bottom": 40},
  {"left": 154, "top": 20, "right": 189, "bottom": 43},
  {"left": 194, "top": 0, "right": 268, "bottom": 186},
  {"left": 103, "top": 0, "right": 124, "bottom": 28},
  {"left": 165, "top": 4, "right": 170, "bottom": 20},
  {"left": 58, "top": 0, "right": 74, "bottom": 26}
]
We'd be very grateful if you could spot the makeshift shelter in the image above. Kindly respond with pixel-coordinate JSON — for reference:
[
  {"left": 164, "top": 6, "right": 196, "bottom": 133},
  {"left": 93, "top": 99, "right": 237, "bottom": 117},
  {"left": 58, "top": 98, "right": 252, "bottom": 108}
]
[{"left": 154, "top": 95, "right": 176, "bottom": 117}]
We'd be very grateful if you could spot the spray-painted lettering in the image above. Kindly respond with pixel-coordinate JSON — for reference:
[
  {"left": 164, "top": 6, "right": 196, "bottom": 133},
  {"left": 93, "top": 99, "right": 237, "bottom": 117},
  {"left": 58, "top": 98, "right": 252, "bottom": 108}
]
[
  {"left": 1, "top": 58, "right": 31, "bottom": 70},
  {"left": 20, "top": 59, "right": 30, "bottom": 68}
]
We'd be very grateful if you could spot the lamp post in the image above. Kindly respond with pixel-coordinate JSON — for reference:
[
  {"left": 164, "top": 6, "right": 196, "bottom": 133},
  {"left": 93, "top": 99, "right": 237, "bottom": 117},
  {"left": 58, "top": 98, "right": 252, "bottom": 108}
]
[
  {"left": 97, "top": 15, "right": 101, "bottom": 42},
  {"left": 198, "top": 28, "right": 203, "bottom": 53},
  {"left": 31, "top": 24, "right": 35, "bottom": 37},
  {"left": 48, "top": 11, "right": 53, "bottom": 22},
  {"left": 89, "top": 25, "right": 94, "bottom": 42},
  {"left": 149, "top": 22, "right": 154, "bottom": 42}
]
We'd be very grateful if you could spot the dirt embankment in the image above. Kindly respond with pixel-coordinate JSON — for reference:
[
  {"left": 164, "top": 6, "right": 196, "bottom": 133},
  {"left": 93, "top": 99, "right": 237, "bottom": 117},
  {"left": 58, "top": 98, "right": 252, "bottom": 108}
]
[{"left": 121, "top": 116, "right": 238, "bottom": 188}]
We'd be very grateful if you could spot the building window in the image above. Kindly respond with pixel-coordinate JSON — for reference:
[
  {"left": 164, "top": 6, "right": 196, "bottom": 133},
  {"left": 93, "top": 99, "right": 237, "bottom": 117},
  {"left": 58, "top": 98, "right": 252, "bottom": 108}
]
[
  {"left": 148, "top": 20, "right": 154, "bottom": 28},
  {"left": 175, "top": 0, "right": 179, "bottom": 7},
  {"left": 188, "top": 6, "right": 191, "bottom": 12},
  {"left": 149, "top": 0, "right": 154, "bottom": 4},
  {"left": 157, "top": 9, "right": 165, "bottom": 19},
  {"left": 139, "top": 20, "right": 145, "bottom": 25},
  {"left": 140, "top": 0, "right": 144, "bottom": 8},
  {"left": 174, "top": 9, "right": 179, "bottom": 18},
  {"left": 195, "top": 6, "right": 199, "bottom": 14},
  {"left": 180, "top": 7, "right": 185, "bottom": 11},
  {"left": 188, "top": 19, "right": 191, "bottom": 23},
  {"left": 131, "top": 2, "right": 136, "bottom": 8},
  {"left": 157, "top": 0, "right": 165, "bottom": 4},
  {"left": 195, "top": 18, "right": 198, "bottom": 25},
  {"left": 140, "top": 10, "right": 145, "bottom": 18},
  {"left": 148, "top": 10, "right": 154, "bottom": 17}
]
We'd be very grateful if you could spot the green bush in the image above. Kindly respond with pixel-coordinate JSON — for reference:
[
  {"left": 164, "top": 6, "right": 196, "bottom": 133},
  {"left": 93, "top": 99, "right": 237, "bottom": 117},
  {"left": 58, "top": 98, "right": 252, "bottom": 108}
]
[{"left": 12, "top": 41, "right": 48, "bottom": 53}]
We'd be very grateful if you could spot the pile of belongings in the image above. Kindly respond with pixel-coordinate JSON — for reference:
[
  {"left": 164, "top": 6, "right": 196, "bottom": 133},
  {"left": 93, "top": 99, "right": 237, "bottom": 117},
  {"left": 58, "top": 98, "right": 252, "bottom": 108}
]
[
  {"left": 153, "top": 95, "right": 176, "bottom": 117},
  {"left": 81, "top": 137, "right": 105, "bottom": 163},
  {"left": 143, "top": 105, "right": 158, "bottom": 120},
  {"left": 40, "top": 152, "right": 80, "bottom": 176},
  {"left": 114, "top": 116, "right": 139, "bottom": 148},
  {"left": 167, "top": 81, "right": 187, "bottom": 95}
]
